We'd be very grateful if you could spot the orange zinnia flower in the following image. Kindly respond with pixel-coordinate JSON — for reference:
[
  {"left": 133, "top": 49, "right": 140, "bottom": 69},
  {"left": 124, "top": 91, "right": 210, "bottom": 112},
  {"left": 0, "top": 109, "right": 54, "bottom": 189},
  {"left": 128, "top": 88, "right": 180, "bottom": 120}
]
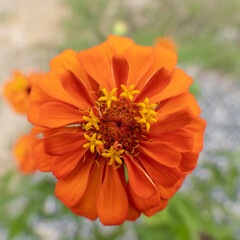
[
  {"left": 3, "top": 71, "right": 42, "bottom": 114},
  {"left": 154, "top": 36, "right": 178, "bottom": 52},
  {"left": 13, "top": 134, "right": 39, "bottom": 174},
  {"left": 28, "top": 35, "right": 206, "bottom": 225}
]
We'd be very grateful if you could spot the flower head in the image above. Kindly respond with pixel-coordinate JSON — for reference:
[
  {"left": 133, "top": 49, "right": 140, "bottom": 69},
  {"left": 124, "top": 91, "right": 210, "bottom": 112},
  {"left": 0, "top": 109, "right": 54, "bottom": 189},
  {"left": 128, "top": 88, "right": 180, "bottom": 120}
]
[
  {"left": 3, "top": 71, "right": 43, "bottom": 114},
  {"left": 13, "top": 134, "right": 39, "bottom": 174},
  {"left": 154, "top": 36, "right": 178, "bottom": 52},
  {"left": 28, "top": 35, "right": 206, "bottom": 225}
]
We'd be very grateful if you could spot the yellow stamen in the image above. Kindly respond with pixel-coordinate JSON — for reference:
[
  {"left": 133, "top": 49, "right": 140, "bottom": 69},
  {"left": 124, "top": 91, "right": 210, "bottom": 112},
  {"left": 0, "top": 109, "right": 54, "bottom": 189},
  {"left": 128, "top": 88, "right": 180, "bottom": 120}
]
[
  {"left": 138, "top": 98, "right": 157, "bottom": 113},
  {"left": 120, "top": 84, "right": 140, "bottom": 101},
  {"left": 98, "top": 88, "right": 117, "bottom": 108},
  {"left": 102, "top": 146, "right": 124, "bottom": 165},
  {"left": 82, "top": 109, "right": 100, "bottom": 131},
  {"left": 134, "top": 109, "right": 157, "bottom": 131},
  {"left": 83, "top": 133, "right": 103, "bottom": 153}
]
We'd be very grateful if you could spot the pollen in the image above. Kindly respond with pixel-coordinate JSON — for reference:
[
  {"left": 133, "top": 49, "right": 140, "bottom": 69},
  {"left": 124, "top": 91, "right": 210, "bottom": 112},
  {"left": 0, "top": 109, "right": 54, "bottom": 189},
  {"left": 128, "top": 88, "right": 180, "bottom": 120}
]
[{"left": 120, "top": 84, "right": 140, "bottom": 101}]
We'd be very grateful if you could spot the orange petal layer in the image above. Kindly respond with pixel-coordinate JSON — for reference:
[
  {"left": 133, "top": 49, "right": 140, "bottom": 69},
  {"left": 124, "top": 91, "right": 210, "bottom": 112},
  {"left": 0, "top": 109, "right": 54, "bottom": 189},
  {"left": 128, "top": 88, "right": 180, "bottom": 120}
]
[
  {"left": 51, "top": 147, "right": 88, "bottom": 179},
  {"left": 38, "top": 71, "right": 80, "bottom": 108},
  {"left": 44, "top": 132, "right": 86, "bottom": 156},
  {"left": 136, "top": 46, "right": 177, "bottom": 90},
  {"left": 124, "top": 155, "right": 157, "bottom": 199},
  {"left": 39, "top": 102, "right": 84, "bottom": 128},
  {"left": 157, "top": 176, "right": 186, "bottom": 199},
  {"left": 34, "top": 140, "right": 56, "bottom": 172},
  {"left": 144, "top": 199, "right": 168, "bottom": 217},
  {"left": 135, "top": 67, "right": 172, "bottom": 103},
  {"left": 111, "top": 55, "right": 129, "bottom": 95},
  {"left": 148, "top": 129, "right": 194, "bottom": 152},
  {"left": 137, "top": 152, "right": 183, "bottom": 187},
  {"left": 128, "top": 182, "right": 161, "bottom": 212},
  {"left": 60, "top": 71, "right": 96, "bottom": 109},
  {"left": 139, "top": 141, "right": 181, "bottom": 167},
  {"left": 97, "top": 166, "right": 128, "bottom": 225},
  {"left": 71, "top": 158, "right": 105, "bottom": 221},
  {"left": 77, "top": 42, "right": 115, "bottom": 91},
  {"left": 55, "top": 151, "right": 96, "bottom": 208},
  {"left": 125, "top": 45, "right": 154, "bottom": 88},
  {"left": 157, "top": 68, "right": 193, "bottom": 102}
]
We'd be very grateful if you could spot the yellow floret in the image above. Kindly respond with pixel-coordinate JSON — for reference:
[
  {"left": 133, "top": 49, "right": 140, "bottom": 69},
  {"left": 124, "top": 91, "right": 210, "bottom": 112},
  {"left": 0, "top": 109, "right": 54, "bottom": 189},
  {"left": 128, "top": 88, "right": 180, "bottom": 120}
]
[
  {"left": 102, "top": 146, "right": 124, "bottom": 165},
  {"left": 83, "top": 133, "right": 103, "bottom": 153},
  {"left": 120, "top": 84, "right": 140, "bottom": 101},
  {"left": 135, "top": 109, "right": 157, "bottom": 131},
  {"left": 98, "top": 88, "right": 118, "bottom": 108},
  {"left": 82, "top": 109, "right": 100, "bottom": 131}
]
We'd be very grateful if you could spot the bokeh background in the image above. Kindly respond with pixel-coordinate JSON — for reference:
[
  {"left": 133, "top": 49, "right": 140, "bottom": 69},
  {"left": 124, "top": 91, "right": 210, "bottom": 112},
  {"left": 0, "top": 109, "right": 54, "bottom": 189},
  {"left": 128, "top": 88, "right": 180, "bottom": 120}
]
[{"left": 0, "top": 0, "right": 240, "bottom": 239}]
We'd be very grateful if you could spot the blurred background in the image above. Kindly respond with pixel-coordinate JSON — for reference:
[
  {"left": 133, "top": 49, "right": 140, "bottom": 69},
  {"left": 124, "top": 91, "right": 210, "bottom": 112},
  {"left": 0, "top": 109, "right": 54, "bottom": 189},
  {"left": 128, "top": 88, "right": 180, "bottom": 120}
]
[{"left": 0, "top": 0, "right": 240, "bottom": 239}]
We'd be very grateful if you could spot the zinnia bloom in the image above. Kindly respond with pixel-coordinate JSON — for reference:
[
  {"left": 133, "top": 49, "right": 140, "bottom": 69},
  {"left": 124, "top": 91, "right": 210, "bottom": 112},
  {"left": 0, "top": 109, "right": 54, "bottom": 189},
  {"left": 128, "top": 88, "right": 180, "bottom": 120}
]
[
  {"left": 28, "top": 35, "right": 206, "bottom": 225},
  {"left": 13, "top": 134, "right": 39, "bottom": 174},
  {"left": 3, "top": 71, "right": 42, "bottom": 114},
  {"left": 154, "top": 36, "right": 178, "bottom": 52}
]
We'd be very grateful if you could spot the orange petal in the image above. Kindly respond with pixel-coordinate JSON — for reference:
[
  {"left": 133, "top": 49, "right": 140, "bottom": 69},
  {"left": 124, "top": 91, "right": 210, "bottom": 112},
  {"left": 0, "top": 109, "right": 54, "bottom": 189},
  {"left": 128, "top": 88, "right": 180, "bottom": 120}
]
[
  {"left": 28, "top": 82, "right": 54, "bottom": 125},
  {"left": 139, "top": 141, "right": 181, "bottom": 167},
  {"left": 39, "top": 102, "right": 84, "bottom": 128},
  {"left": 111, "top": 55, "right": 129, "bottom": 95},
  {"left": 157, "top": 93, "right": 201, "bottom": 118},
  {"left": 184, "top": 117, "right": 207, "bottom": 152},
  {"left": 150, "top": 93, "right": 201, "bottom": 134},
  {"left": 60, "top": 70, "right": 96, "bottom": 109},
  {"left": 124, "top": 155, "right": 158, "bottom": 199},
  {"left": 38, "top": 71, "right": 81, "bottom": 108},
  {"left": 143, "top": 199, "right": 168, "bottom": 217},
  {"left": 126, "top": 202, "right": 141, "bottom": 221},
  {"left": 152, "top": 46, "right": 178, "bottom": 70},
  {"left": 128, "top": 182, "right": 161, "bottom": 212},
  {"left": 30, "top": 126, "right": 50, "bottom": 135},
  {"left": 137, "top": 152, "right": 183, "bottom": 187},
  {"left": 97, "top": 166, "right": 128, "bottom": 225},
  {"left": 136, "top": 46, "right": 177, "bottom": 90},
  {"left": 135, "top": 67, "right": 171, "bottom": 103},
  {"left": 151, "top": 109, "right": 196, "bottom": 134},
  {"left": 71, "top": 158, "right": 105, "bottom": 221},
  {"left": 77, "top": 42, "right": 115, "bottom": 91},
  {"left": 43, "top": 126, "right": 79, "bottom": 138},
  {"left": 44, "top": 132, "right": 86, "bottom": 156},
  {"left": 55, "top": 151, "right": 96, "bottom": 208},
  {"left": 157, "top": 68, "right": 193, "bottom": 102},
  {"left": 106, "top": 35, "right": 134, "bottom": 54},
  {"left": 34, "top": 140, "right": 56, "bottom": 172},
  {"left": 51, "top": 147, "right": 88, "bottom": 179},
  {"left": 50, "top": 49, "right": 97, "bottom": 91},
  {"left": 154, "top": 37, "right": 178, "bottom": 52},
  {"left": 179, "top": 152, "right": 199, "bottom": 173},
  {"left": 157, "top": 176, "right": 186, "bottom": 199},
  {"left": 125, "top": 45, "right": 154, "bottom": 88},
  {"left": 148, "top": 129, "right": 194, "bottom": 152}
]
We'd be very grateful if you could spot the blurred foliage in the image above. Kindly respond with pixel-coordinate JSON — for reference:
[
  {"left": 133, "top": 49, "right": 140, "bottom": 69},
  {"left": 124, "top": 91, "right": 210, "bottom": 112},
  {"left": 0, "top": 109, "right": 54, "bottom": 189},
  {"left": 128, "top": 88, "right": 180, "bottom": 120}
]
[
  {"left": 1, "top": 149, "right": 240, "bottom": 239},
  {"left": 61, "top": 0, "right": 240, "bottom": 77}
]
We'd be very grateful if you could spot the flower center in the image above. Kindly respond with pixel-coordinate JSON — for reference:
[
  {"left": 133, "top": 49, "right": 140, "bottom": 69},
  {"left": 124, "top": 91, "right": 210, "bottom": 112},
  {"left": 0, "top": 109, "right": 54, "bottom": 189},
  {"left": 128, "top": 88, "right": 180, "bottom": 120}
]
[
  {"left": 82, "top": 85, "right": 157, "bottom": 166},
  {"left": 98, "top": 99, "right": 142, "bottom": 152}
]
